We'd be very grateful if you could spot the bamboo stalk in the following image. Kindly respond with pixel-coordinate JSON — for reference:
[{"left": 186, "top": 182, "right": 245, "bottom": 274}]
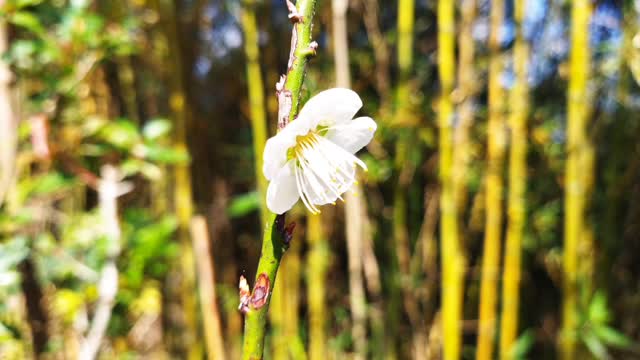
[
  {"left": 561, "top": 1, "right": 593, "bottom": 359},
  {"left": 476, "top": 0, "right": 507, "bottom": 358},
  {"left": 154, "top": 1, "right": 202, "bottom": 357},
  {"left": 393, "top": 0, "right": 415, "bottom": 275},
  {"left": 191, "top": 216, "right": 227, "bottom": 360},
  {"left": 437, "top": 0, "right": 463, "bottom": 358},
  {"left": 332, "top": 0, "right": 368, "bottom": 358},
  {"left": 452, "top": 0, "right": 476, "bottom": 217},
  {"left": 499, "top": 0, "right": 529, "bottom": 357},
  {"left": 307, "top": 213, "right": 328, "bottom": 360},
  {"left": 241, "top": 0, "right": 269, "bottom": 225},
  {"left": 241, "top": 1, "right": 319, "bottom": 358}
]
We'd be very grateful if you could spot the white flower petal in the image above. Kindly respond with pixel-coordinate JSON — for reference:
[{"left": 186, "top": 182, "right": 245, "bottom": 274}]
[
  {"left": 296, "top": 88, "right": 363, "bottom": 128},
  {"left": 266, "top": 160, "right": 300, "bottom": 214},
  {"left": 325, "top": 116, "right": 377, "bottom": 154},
  {"left": 263, "top": 111, "right": 318, "bottom": 180}
]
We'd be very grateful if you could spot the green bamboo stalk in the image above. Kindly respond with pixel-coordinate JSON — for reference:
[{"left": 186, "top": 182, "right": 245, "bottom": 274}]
[
  {"left": 241, "top": 0, "right": 269, "bottom": 226},
  {"left": 476, "top": 0, "right": 507, "bottom": 358},
  {"left": 437, "top": 0, "right": 463, "bottom": 359},
  {"left": 241, "top": 1, "right": 318, "bottom": 358},
  {"left": 499, "top": 0, "right": 529, "bottom": 357},
  {"left": 561, "top": 1, "right": 593, "bottom": 359}
]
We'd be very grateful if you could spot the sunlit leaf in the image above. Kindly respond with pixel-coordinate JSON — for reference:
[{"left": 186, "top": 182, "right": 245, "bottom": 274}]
[
  {"left": 9, "top": 11, "right": 44, "bottom": 35},
  {"left": 142, "top": 118, "right": 172, "bottom": 140},
  {"left": 509, "top": 329, "right": 536, "bottom": 359},
  {"left": 99, "top": 120, "right": 141, "bottom": 150},
  {"left": 227, "top": 191, "right": 260, "bottom": 218},
  {"left": 583, "top": 332, "right": 610, "bottom": 360},
  {"left": 594, "top": 326, "right": 632, "bottom": 348},
  {"left": 141, "top": 144, "right": 189, "bottom": 164}
]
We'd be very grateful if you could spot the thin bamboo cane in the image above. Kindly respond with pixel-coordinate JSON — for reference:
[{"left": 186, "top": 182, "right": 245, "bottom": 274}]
[
  {"left": 437, "top": 0, "right": 463, "bottom": 358},
  {"left": 332, "top": 0, "right": 368, "bottom": 358},
  {"left": 499, "top": 0, "right": 529, "bottom": 357},
  {"left": 561, "top": 1, "right": 593, "bottom": 359},
  {"left": 241, "top": 0, "right": 269, "bottom": 226},
  {"left": 476, "top": 0, "right": 507, "bottom": 358},
  {"left": 191, "top": 216, "right": 227, "bottom": 360},
  {"left": 154, "top": 1, "right": 202, "bottom": 357}
]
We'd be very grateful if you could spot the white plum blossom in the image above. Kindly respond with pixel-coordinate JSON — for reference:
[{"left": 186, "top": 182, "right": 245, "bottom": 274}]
[{"left": 263, "top": 88, "right": 377, "bottom": 214}]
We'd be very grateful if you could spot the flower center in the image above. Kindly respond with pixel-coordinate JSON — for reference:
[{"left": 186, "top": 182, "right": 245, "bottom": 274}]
[{"left": 287, "top": 129, "right": 367, "bottom": 214}]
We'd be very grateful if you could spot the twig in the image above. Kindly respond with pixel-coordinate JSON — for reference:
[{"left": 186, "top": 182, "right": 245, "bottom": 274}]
[{"left": 241, "top": 1, "right": 318, "bottom": 358}]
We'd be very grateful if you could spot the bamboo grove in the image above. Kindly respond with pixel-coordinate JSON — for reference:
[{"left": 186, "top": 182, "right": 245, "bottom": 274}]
[{"left": 1, "top": 0, "right": 640, "bottom": 359}]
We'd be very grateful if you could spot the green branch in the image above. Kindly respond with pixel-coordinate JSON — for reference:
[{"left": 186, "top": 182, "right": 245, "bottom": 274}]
[{"left": 241, "top": 1, "right": 318, "bottom": 359}]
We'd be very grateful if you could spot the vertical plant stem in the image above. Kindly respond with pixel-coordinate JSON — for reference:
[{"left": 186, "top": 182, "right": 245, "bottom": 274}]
[
  {"left": 154, "top": 1, "right": 202, "bottom": 357},
  {"left": 477, "top": 0, "right": 507, "bottom": 358},
  {"left": 332, "top": 0, "right": 368, "bottom": 358},
  {"left": 307, "top": 213, "right": 328, "bottom": 360},
  {"left": 242, "top": 1, "right": 318, "bottom": 358},
  {"left": 390, "top": 1, "right": 415, "bottom": 356},
  {"left": 437, "top": 0, "right": 463, "bottom": 358},
  {"left": 242, "top": 212, "right": 283, "bottom": 360},
  {"left": 191, "top": 216, "right": 227, "bottom": 360},
  {"left": 499, "top": 0, "right": 529, "bottom": 357},
  {"left": 394, "top": 0, "right": 415, "bottom": 274},
  {"left": 361, "top": 0, "right": 391, "bottom": 104},
  {"left": 270, "top": 219, "right": 306, "bottom": 359},
  {"left": 561, "top": 1, "right": 593, "bottom": 359},
  {"left": 241, "top": 0, "right": 269, "bottom": 225},
  {"left": 452, "top": 0, "right": 476, "bottom": 217}
]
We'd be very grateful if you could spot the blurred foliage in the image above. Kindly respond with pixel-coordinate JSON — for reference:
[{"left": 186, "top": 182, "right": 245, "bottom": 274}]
[{"left": 0, "top": 0, "right": 640, "bottom": 358}]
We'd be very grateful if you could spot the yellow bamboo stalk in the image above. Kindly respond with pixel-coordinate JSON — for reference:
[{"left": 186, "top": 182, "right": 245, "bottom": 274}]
[
  {"left": 307, "top": 213, "right": 328, "bottom": 360},
  {"left": 499, "top": 0, "right": 529, "bottom": 357},
  {"left": 476, "top": 0, "right": 507, "bottom": 358},
  {"left": 332, "top": 0, "right": 368, "bottom": 358},
  {"left": 155, "top": 0, "right": 202, "bottom": 357},
  {"left": 437, "top": 0, "right": 463, "bottom": 359},
  {"left": 452, "top": 0, "right": 476, "bottom": 213},
  {"left": 561, "top": 1, "right": 593, "bottom": 359},
  {"left": 271, "top": 221, "right": 306, "bottom": 359},
  {"left": 241, "top": 0, "right": 269, "bottom": 226},
  {"left": 191, "top": 216, "right": 227, "bottom": 360},
  {"left": 393, "top": 0, "right": 415, "bottom": 279}
]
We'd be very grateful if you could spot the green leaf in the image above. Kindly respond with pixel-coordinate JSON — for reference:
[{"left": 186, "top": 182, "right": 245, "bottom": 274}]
[
  {"left": 0, "top": 237, "right": 29, "bottom": 272},
  {"left": 589, "top": 291, "right": 610, "bottom": 324},
  {"left": 583, "top": 332, "right": 610, "bottom": 360},
  {"left": 9, "top": 11, "right": 44, "bottom": 35},
  {"left": 15, "top": 0, "right": 44, "bottom": 9},
  {"left": 509, "top": 329, "right": 536, "bottom": 359},
  {"left": 142, "top": 144, "right": 189, "bottom": 164},
  {"left": 594, "top": 326, "right": 632, "bottom": 348},
  {"left": 99, "top": 120, "right": 141, "bottom": 150},
  {"left": 227, "top": 192, "right": 260, "bottom": 218},
  {"left": 142, "top": 118, "right": 172, "bottom": 140}
]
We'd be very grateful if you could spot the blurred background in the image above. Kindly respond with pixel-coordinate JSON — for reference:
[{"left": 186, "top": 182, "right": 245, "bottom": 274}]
[{"left": 1, "top": 0, "right": 639, "bottom": 359}]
